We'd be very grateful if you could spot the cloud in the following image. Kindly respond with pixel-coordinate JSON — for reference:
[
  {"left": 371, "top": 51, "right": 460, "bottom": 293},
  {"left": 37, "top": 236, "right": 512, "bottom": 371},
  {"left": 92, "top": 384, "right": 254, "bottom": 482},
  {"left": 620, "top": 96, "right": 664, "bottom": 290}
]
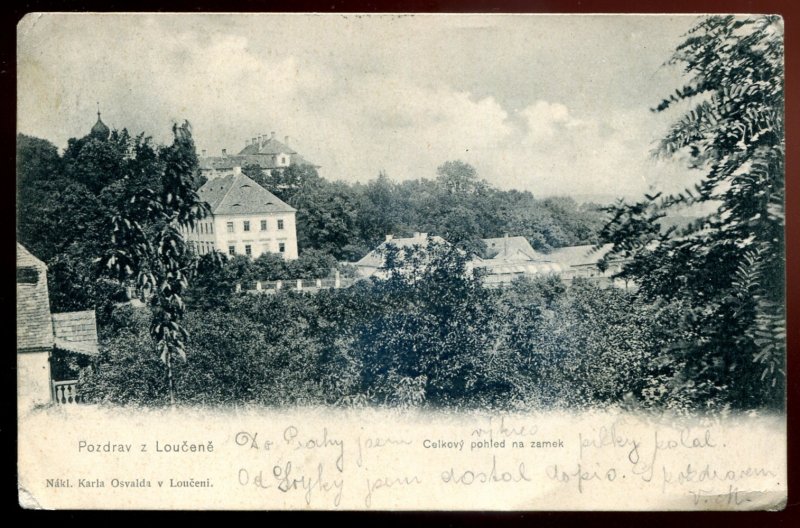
[
  {"left": 520, "top": 100, "right": 585, "bottom": 142},
  {"left": 17, "top": 14, "right": 698, "bottom": 202}
]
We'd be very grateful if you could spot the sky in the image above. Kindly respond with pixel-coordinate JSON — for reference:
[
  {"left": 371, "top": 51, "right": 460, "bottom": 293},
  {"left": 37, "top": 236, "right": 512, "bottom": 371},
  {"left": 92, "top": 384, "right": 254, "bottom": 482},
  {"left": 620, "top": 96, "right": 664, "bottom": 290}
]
[{"left": 17, "top": 13, "right": 705, "bottom": 200}]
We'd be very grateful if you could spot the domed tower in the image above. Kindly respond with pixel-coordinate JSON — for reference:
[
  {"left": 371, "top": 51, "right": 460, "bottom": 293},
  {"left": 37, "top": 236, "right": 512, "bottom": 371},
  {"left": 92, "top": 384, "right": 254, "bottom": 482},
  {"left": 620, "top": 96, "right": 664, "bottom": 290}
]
[{"left": 90, "top": 104, "right": 110, "bottom": 140}]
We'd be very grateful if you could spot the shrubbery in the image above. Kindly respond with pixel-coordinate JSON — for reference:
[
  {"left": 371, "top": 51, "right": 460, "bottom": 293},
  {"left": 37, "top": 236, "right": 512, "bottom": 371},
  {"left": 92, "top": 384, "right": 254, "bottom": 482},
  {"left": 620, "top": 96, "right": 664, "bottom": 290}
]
[{"left": 82, "top": 242, "right": 716, "bottom": 412}]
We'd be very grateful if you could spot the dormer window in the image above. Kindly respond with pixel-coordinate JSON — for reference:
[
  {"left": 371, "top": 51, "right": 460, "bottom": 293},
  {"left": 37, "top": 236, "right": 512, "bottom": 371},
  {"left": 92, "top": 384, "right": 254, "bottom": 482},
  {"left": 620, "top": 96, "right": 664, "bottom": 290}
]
[{"left": 16, "top": 267, "right": 38, "bottom": 284}]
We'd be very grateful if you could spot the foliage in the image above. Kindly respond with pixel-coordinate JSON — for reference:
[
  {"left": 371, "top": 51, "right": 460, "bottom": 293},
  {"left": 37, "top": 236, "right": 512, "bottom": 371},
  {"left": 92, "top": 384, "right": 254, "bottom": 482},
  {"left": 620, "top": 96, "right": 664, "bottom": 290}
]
[
  {"left": 86, "top": 258, "right": 692, "bottom": 411},
  {"left": 102, "top": 122, "right": 223, "bottom": 403},
  {"left": 598, "top": 15, "right": 785, "bottom": 409}
]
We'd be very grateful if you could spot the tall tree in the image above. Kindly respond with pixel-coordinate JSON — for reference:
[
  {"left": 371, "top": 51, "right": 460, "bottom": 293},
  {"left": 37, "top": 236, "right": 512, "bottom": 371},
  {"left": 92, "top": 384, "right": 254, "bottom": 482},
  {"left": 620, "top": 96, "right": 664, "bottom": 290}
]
[
  {"left": 104, "top": 122, "right": 220, "bottom": 404},
  {"left": 599, "top": 15, "right": 785, "bottom": 408}
]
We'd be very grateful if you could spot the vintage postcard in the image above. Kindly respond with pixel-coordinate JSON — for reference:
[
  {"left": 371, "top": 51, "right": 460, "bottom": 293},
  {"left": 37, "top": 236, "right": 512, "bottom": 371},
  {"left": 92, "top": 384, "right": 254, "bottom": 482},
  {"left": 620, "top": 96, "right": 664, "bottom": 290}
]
[{"left": 16, "top": 13, "right": 787, "bottom": 510}]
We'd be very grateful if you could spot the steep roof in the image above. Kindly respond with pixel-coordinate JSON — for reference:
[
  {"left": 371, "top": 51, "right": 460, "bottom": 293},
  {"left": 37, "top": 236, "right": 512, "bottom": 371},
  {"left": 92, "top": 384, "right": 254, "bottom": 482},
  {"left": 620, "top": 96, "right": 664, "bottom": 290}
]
[
  {"left": 238, "top": 137, "right": 296, "bottom": 156},
  {"left": 482, "top": 236, "right": 540, "bottom": 261},
  {"left": 16, "top": 243, "right": 54, "bottom": 351},
  {"left": 198, "top": 172, "right": 295, "bottom": 215},
  {"left": 52, "top": 311, "right": 99, "bottom": 356}
]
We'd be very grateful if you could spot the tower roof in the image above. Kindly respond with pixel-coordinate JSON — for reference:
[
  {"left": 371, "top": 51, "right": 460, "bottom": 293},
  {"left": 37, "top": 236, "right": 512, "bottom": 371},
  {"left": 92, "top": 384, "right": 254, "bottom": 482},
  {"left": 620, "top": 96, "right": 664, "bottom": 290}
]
[{"left": 90, "top": 109, "right": 110, "bottom": 140}]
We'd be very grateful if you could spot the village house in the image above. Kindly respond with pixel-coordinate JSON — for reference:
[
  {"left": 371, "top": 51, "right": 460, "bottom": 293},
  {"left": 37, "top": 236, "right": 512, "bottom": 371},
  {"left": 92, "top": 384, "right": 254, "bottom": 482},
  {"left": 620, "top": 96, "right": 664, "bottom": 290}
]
[
  {"left": 185, "top": 167, "right": 299, "bottom": 260},
  {"left": 16, "top": 244, "right": 99, "bottom": 409},
  {"left": 354, "top": 232, "right": 628, "bottom": 287},
  {"left": 353, "top": 232, "right": 453, "bottom": 279},
  {"left": 199, "top": 131, "right": 317, "bottom": 180},
  {"left": 476, "top": 239, "right": 628, "bottom": 288}
]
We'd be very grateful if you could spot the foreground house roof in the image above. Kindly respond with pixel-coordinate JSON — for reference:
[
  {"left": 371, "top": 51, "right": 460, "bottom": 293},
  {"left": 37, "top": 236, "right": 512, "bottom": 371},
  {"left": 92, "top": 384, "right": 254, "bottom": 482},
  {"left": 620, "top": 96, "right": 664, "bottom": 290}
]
[
  {"left": 17, "top": 243, "right": 100, "bottom": 356},
  {"left": 198, "top": 172, "right": 296, "bottom": 215},
  {"left": 52, "top": 311, "right": 99, "bottom": 356},
  {"left": 16, "top": 243, "right": 53, "bottom": 351}
]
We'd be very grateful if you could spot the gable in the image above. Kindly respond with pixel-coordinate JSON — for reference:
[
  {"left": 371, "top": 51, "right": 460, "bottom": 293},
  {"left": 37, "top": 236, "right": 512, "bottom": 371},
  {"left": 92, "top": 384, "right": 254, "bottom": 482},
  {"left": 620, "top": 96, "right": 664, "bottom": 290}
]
[{"left": 17, "top": 244, "right": 54, "bottom": 351}]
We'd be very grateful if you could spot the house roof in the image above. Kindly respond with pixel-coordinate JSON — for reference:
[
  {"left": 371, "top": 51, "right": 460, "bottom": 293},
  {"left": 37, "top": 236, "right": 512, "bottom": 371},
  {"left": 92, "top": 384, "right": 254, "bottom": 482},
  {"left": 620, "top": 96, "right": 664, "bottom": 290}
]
[
  {"left": 355, "top": 234, "right": 449, "bottom": 269},
  {"left": 199, "top": 137, "right": 316, "bottom": 171},
  {"left": 482, "top": 236, "right": 540, "bottom": 261},
  {"left": 238, "top": 137, "right": 296, "bottom": 156},
  {"left": 198, "top": 172, "right": 296, "bottom": 215},
  {"left": 478, "top": 261, "right": 565, "bottom": 275},
  {"left": 535, "top": 244, "right": 615, "bottom": 268},
  {"left": 52, "top": 311, "right": 99, "bottom": 356},
  {"left": 17, "top": 244, "right": 54, "bottom": 351},
  {"left": 17, "top": 242, "right": 46, "bottom": 269}
]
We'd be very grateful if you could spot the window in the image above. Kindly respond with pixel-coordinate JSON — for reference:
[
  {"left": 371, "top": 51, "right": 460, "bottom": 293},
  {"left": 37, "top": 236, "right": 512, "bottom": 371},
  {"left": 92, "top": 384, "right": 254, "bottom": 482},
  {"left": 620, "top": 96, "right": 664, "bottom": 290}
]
[
  {"left": 243, "top": 220, "right": 250, "bottom": 232},
  {"left": 277, "top": 219, "right": 285, "bottom": 230},
  {"left": 245, "top": 245, "right": 252, "bottom": 257},
  {"left": 279, "top": 242, "right": 286, "bottom": 253},
  {"left": 226, "top": 221, "right": 234, "bottom": 233},
  {"left": 16, "top": 267, "right": 38, "bottom": 284},
  {"left": 260, "top": 219, "right": 267, "bottom": 231},
  {"left": 228, "top": 245, "right": 235, "bottom": 256},
  {"left": 210, "top": 223, "right": 214, "bottom": 234}
]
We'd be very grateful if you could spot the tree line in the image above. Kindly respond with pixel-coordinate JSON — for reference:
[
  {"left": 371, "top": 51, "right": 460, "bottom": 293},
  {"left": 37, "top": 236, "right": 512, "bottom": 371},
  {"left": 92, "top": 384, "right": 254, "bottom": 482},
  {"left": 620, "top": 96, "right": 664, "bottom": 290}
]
[
  {"left": 242, "top": 160, "right": 606, "bottom": 261},
  {"left": 16, "top": 15, "right": 785, "bottom": 412}
]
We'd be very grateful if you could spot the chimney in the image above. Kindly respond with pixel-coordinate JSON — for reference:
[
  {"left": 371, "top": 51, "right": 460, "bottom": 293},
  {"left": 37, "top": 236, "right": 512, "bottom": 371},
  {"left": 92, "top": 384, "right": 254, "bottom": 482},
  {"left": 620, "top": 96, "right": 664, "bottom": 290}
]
[
  {"left": 385, "top": 234, "right": 393, "bottom": 242},
  {"left": 252, "top": 137, "right": 257, "bottom": 146},
  {"left": 233, "top": 166, "right": 242, "bottom": 175},
  {"left": 221, "top": 148, "right": 227, "bottom": 156},
  {"left": 245, "top": 139, "right": 250, "bottom": 146},
  {"left": 419, "top": 232, "right": 428, "bottom": 239},
  {"left": 284, "top": 135, "right": 290, "bottom": 146},
  {"left": 257, "top": 134, "right": 262, "bottom": 144},
  {"left": 201, "top": 149, "right": 206, "bottom": 157},
  {"left": 271, "top": 131, "right": 276, "bottom": 140}
]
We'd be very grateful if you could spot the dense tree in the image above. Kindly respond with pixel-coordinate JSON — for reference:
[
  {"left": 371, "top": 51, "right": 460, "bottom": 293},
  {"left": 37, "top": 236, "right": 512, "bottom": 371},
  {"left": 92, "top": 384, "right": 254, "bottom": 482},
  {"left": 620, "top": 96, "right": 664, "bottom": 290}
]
[
  {"left": 16, "top": 130, "right": 165, "bottom": 317},
  {"left": 598, "top": 15, "right": 785, "bottom": 409},
  {"left": 103, "top": 122, "right": 222, "bottom": 404},
  {"left": 16, "top": 134, "right": 65, "bottom": 262},
  {"left": 291, "top": 180, "right": 365, "bottom": 259}
]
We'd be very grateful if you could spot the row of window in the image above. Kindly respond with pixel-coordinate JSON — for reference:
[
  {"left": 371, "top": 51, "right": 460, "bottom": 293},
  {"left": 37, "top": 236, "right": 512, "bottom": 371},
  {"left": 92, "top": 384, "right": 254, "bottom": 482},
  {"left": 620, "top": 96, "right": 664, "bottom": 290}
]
[
  {"left": 227, "top": 219, "right": 285, "bottom": 234},
  {"left": 228, "top": 242, "right": 286, "bottom": 257},
  {"left": 191, "top": 222, "right": 214, "bottom": 235},
  {"left": 189, "top": 241, "right": 215, "bottom": 255}
]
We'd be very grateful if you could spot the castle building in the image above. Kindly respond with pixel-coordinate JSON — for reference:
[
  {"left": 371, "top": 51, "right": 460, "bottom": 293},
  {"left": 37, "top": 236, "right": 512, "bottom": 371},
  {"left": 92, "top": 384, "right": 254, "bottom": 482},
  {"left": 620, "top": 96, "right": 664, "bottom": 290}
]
[
  {"left": 184, "top": 167, "right": 299, "bottom": 260},
  {"left": 198, "top": 131, "right": 317, "bottom": 180}
]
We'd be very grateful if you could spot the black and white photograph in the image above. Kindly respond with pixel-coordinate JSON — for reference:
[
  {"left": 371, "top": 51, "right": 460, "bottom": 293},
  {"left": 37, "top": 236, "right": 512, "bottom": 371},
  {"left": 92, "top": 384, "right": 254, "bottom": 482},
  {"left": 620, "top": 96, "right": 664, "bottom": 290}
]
[{"left": 16, "top": 12, "right": 787, "bottom": 510}]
